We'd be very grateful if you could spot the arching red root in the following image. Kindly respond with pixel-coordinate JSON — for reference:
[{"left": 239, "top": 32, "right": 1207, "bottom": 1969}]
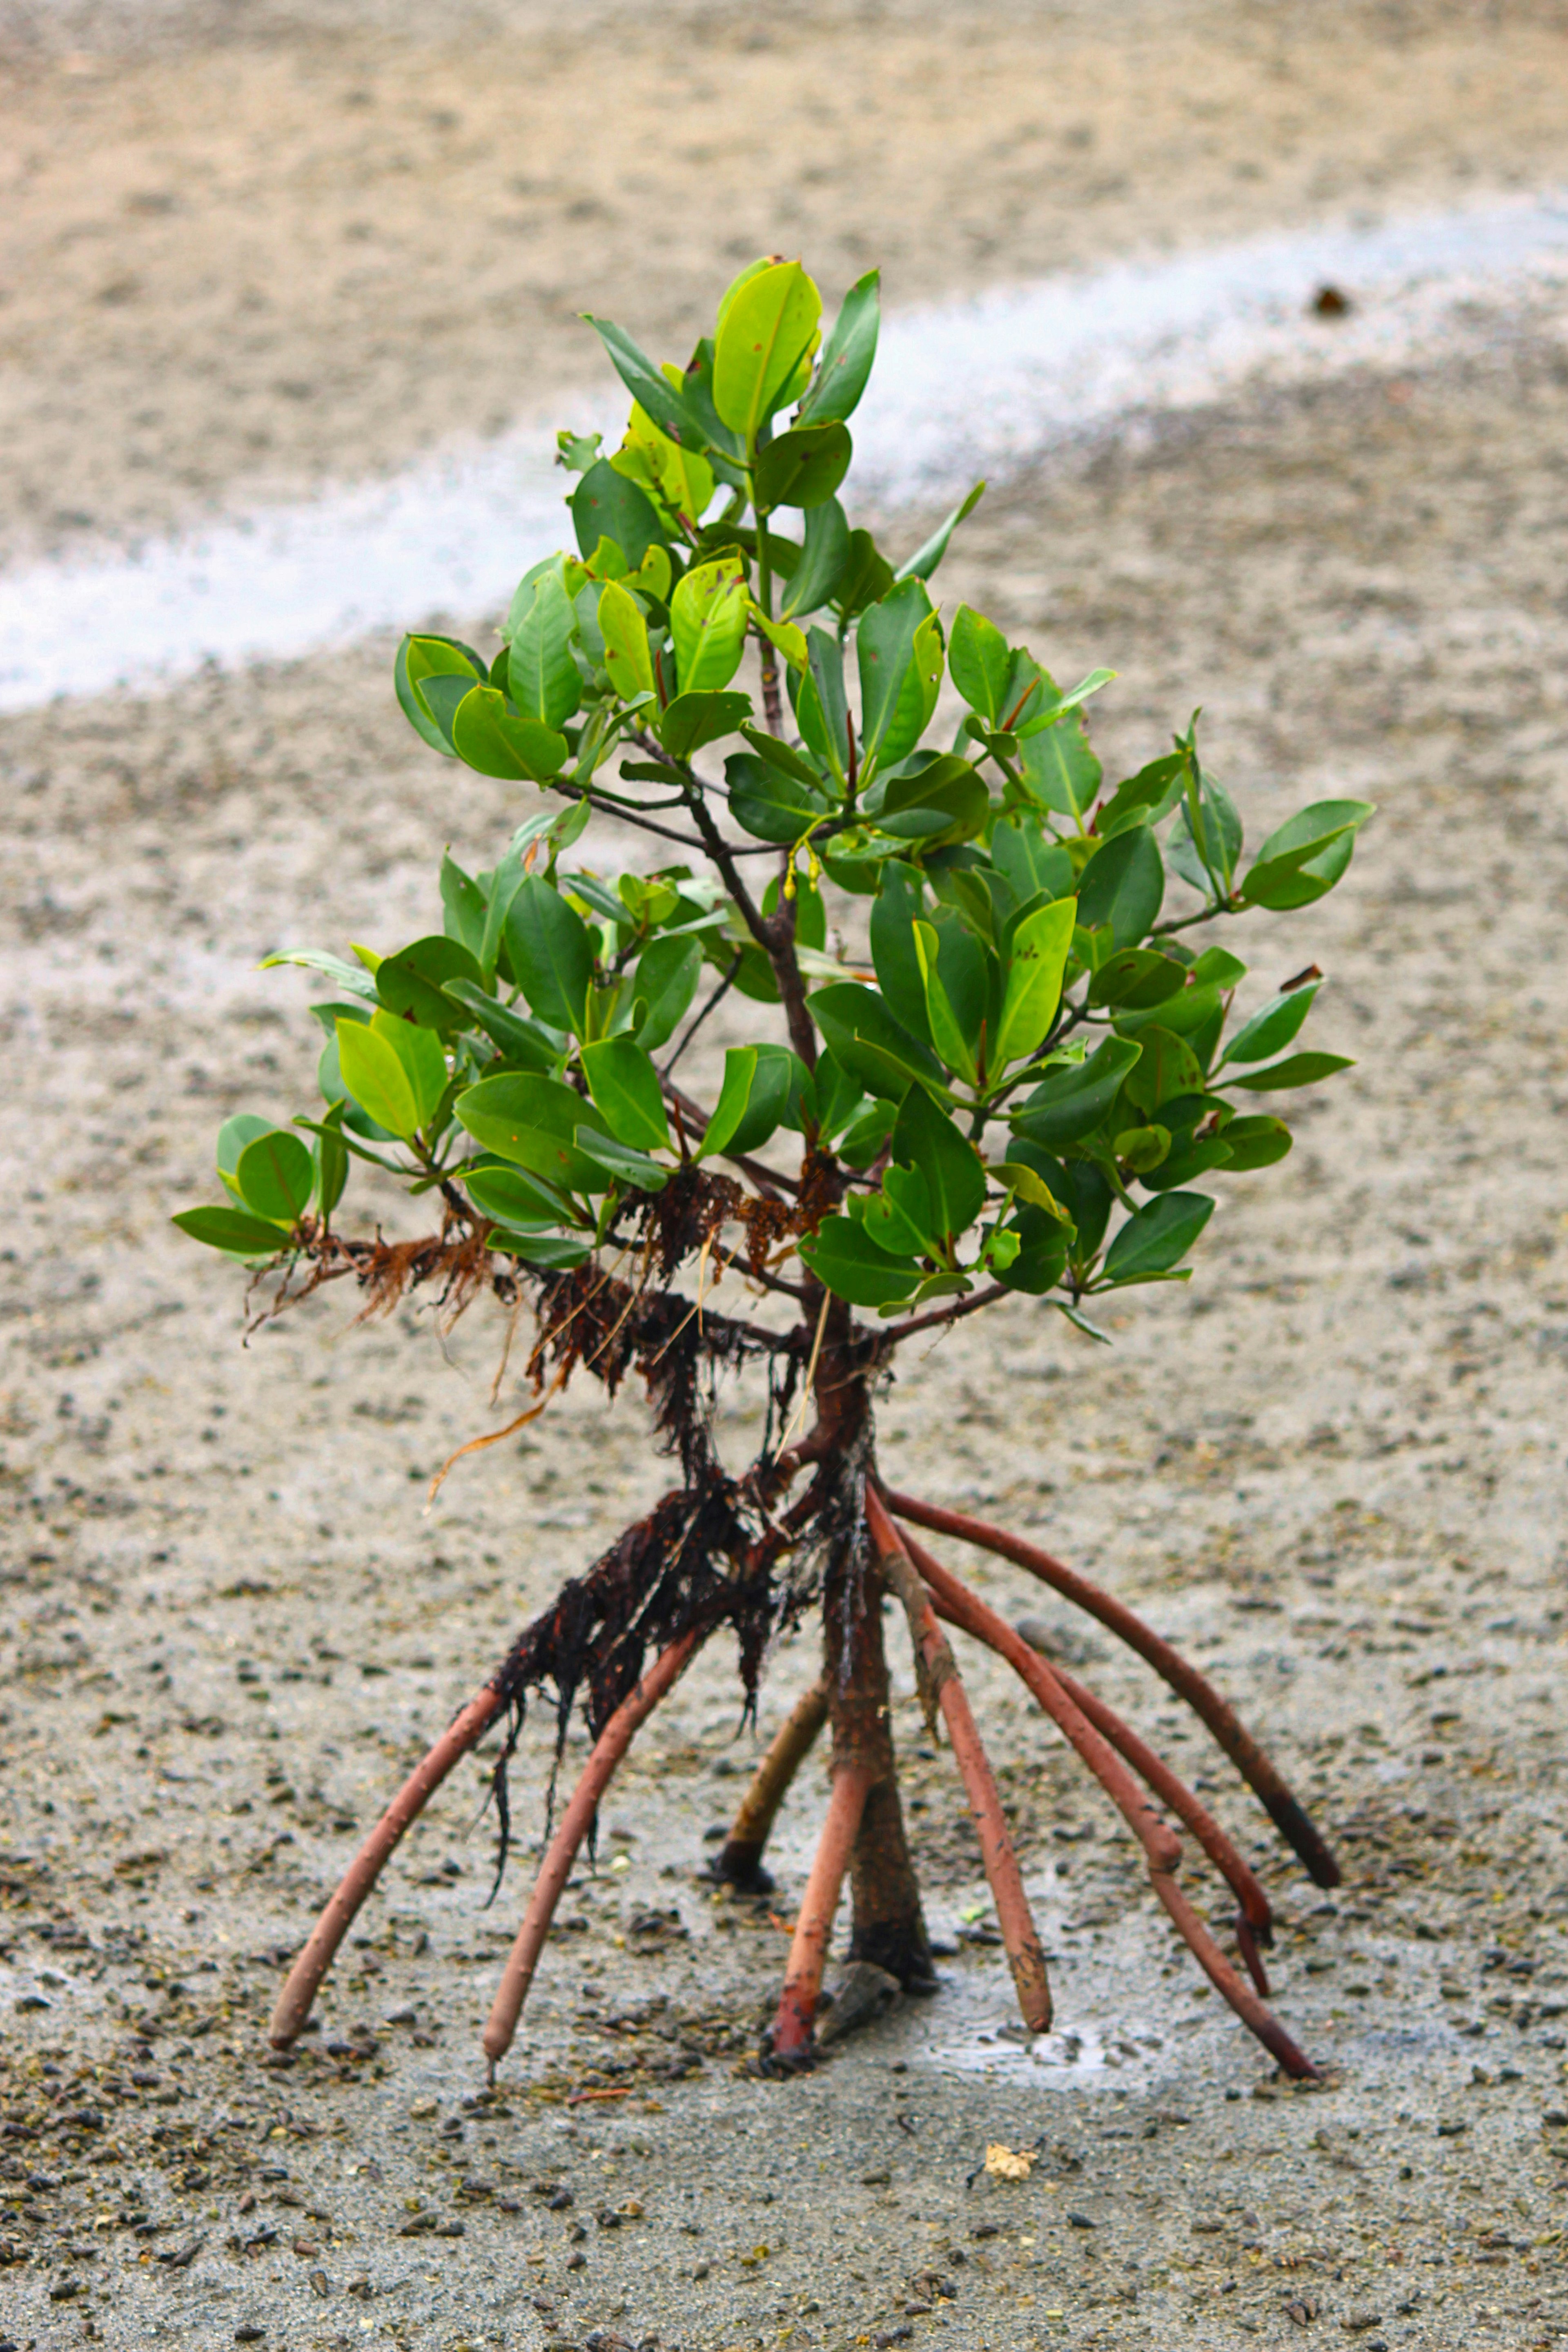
[
  {"left": 270, "top": 1681, "right": 505, "bottom": 2049},
  {"left": 865, "top": 1488, "right": 1051, "bottom": 2036},
  {"left": 769, "top": 1760, "right": 875, "bottom": 2063},
  {"left": 1014, "top": 1617, "right": 1274, "bottom": 1995},
  {"left": 892, "top": 1518, "right": 1317, "bottom": 2079},
  {"left": 711, "top": 1677, "right": 830, "bottom": 1892},
  {"left": 884, "top": 1490, "right": 1339, "bottom": 1890},
  {"left": 483, "top": 1630, "right": 702, "bottom": 2071}
]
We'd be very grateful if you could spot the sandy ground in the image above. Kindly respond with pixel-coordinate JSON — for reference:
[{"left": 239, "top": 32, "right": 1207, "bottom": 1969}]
[{"left": 4, "top": 3, "right": 1568, "bottom": 2350}]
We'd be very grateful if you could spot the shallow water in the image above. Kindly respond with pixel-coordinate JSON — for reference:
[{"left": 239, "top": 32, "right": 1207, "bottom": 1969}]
[{"left": 0, "top": 190, "right": 1564, "bottom": 711}]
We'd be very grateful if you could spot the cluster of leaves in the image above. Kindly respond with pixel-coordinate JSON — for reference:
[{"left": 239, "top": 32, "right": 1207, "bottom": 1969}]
[{"left": 176, "top": 256, "right": 1372, "bottom": 1342}]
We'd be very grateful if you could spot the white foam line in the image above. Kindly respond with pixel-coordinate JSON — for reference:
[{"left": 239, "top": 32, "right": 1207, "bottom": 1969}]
[{"left": 2, "top": 192, "right": 1566, "bottom": 715}]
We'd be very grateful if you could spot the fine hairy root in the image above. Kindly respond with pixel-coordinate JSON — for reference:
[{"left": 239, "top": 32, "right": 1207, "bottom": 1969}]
[
  {"left": 883, "top": 1490, "right": 1341, "bottom": 1890},
  {"left": 709, "top": 1677, "right": 830, "bottom": 1893},
  {"left": 865, "top": 1487, "right": 1052, "bottom": 2036},
  {"left": 484, "top": 1629, "right": 703, "bottom": 2071},
  {"left": 893, "top": 1515, "right": 1318, "bottom": 2080},
  {"left": 768, "top": 1759, "right": 874, "bottom": 2065},
  {"left": 268, "top": 1681, "right": 505, "bottom": 2050}
]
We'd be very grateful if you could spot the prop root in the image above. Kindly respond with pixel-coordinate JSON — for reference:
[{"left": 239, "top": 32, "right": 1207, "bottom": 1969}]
[
  {"left": 884, "top": 1490, "right": 1339, "bottom": 1889},
  {"left": 896, "top": 1517, "right": 1316, "bottom": 2079},
  {"left": 483, "top": 1630, "right": 701, "bottom": 2071},
  {"left": 269, "top": 1681, "right": 504, "bottom": 2049},
  {"left": 710, "top": 1677, "right": 830, "bottom": 1892},
  {"left": 769, "top": 1760, "right": 874, "bottom": 2064},
  {"left": 1016, "top": 1615, "right": 1274, "bottom": 1993},
  {"left": 865, "top": 1487, "right": 1052, "bottom": 2035}
]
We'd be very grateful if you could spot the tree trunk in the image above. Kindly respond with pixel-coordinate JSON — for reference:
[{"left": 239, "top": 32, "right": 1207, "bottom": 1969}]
[{"left": 827, "top": 1577, "right": 936, "bottom": 1991}]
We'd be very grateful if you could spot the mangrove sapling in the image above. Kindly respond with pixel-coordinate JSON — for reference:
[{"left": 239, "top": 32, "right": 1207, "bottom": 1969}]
[{"left": 175, "top": 253, "right": 1374, "bottom": 2081}]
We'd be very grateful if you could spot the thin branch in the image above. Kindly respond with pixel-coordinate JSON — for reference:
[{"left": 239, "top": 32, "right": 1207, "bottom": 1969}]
[
  {"left": 880, "top": 1282, "right": 1008, "bottom": 1346},
  {"left": 662, "top": 951, "right": 742, "bottom": 1078}
]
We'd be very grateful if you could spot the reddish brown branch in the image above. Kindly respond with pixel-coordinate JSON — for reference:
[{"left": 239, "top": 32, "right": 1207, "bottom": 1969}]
[
  {"left": 1013, "top": 1619, "right": 1274, "bottom": 1993},
  {"left": 769, "top": 1759, "right": 874, "bottom": 2063},
  {"left": 884, "top": 1490, "right": 1339, "bottom": 1889},
  {"left": 894, "top": 1518, "right": 1316, "bottom": 2079},
  {"left": 269, "top": 1682, "right": 505, "bottom": 2048},
  {"left": 711, "top": 1677, "right": 830, "bottom": 1891},
  {"left": 482, "top": 1630, "right": 702, "bottom": 2070},
  {"left": 865, "top": 1487, "right": 1051, "bottom": 2035}
]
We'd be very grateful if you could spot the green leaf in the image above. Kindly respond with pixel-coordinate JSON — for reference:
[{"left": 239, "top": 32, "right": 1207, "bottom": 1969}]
[
  {"left": 1192, "top": 945, "right": 1249, "bottom": 989},
  {"left": 580, "top": 1036, "right": 670, "bottom": 1153},
  {"left": 994, "top": 1205, "right": 1071, "bottom": 1296},
  {"left": 911, "top": 920, "right": 978, "bottom": 1086},
  {"left": 729, "top": 1044, "right": 803, "bottom": 1155},
  {"left": 779, "top": 497, "right": 851, "bottom": 620},
  {"left": 173, "top": 1205, "right": 290, "bottom": 1257},
  {"left": 595, "top": 579, "right": 655, "bottom": 703},
  {"left": 948, "top": 606, "right": 1011, "bottom": 724},
  {"left": 1239, "top": 800, "right": 1375, "bottom": 911},
  {"left": 1114, "top": 1124, "right": 1171, "bottom": 1175},
  {"left": 630, "top": 935, "right": 703, "bottom": 1052},
  {"left": 1102, "top": 1191, "right": 1215, "bottom": 1284},
  {"left": 258, "top": 947, "right": 376, "bottom": 1002},
  {"left": 833, "top": 527, "right": 895, "bottom": 621},
  {"left": 582, "top": 314, "right": 706, "bottom": 452},
  {"left": 989, "top": 819, "right": 1076, "bottom": 906},
  {"left": 874, "top": 754, "right": 988, "bottom": 847},
  {"left": 1123, "top": 1025, "right": 1204, "bottom": 1116},
  {"left": 712, "top": 259, "right": 822, "bottom": 441},
  {"left": 808, "top": 1049, "right": 865, "bottom": 1141},
  {"left": 508, "top": 571, "right": 582, "bottom": 731},
  {"left": 573, "top": 1130, "right": 669, "bottom": 1191},
  {"left": 656, "top": 688, "right": 751, "bottom": 759},
  {"left": 1011, "top": 1036, "right": 1142, "bottom": 1150},
  {"left": 376, "top": 935, "right": 483, "bottom": 1035},
  {"left": 798, "top": 1214, "right": 920, "bottom": 1308},
  {"left": 449, "top": 687, "right": 569, "bottom": 783},
  {"left": 1015, "top": 668, "right": 1116, "bottom": 734},
  {"left": 1020, "top": 706, "right": 1100, "bottom": 821},
  {"left": 988, "top": 1159, "right": 1069, "bottom": 1218},
  {"left": 792, "top": 626, "right": 851, "bottom": 777},
  {"left": 338, "top": 1011, "right": 446, "bottom": 1139},
  {"left": 456, "top": 1072, "right": 611, "bottom": 1195},
  {"left": 463, "top": 1161, "right": 580, "bottom": 1229},
  {"left": 857, "top": 577, "right": 933, "bottom": 775},
  {"left": 699, "top": 1046, "right": 760, "bottom": 1160},
  {"left": 1114, "top": 980, "right": 1223, "bottom": 1045},
  {"left": 216, "top": 1113, "right": 275, "bottom": 1196},
  {"left": 234, "top": 1129, "right": 314, "bottom": 1224},
  {"left": 753, "top": 422, "right": 853, "bottom": 511},
  {"left": 1089, "top": 947, "right": 1188, "bottom": 1010},
  {"left": 993, "top": 897, "right": 1076, "bottom": 1071},
  {"left": 1214, "top": 1114, "right": 1292, "bottom": 1171},
  {"left": 797, "top": 268, "right": 880, "bottom": 426},
  {"left": 491, "top": 1232, "right": 595, "bottom": 1269},
  {"left": 725, "top": 752, "right": 831, "bottom": 843},
  {"left": 895, "top": 481, "right": 985, "bottom": 584},
  {"left": 869, "top": 864, "right": 933, "bottom": 1048},
  {"left": 505, "top": 876, "right": 593, "bottom": 1038},
  {"left": 442, "top": 978, "right": 563, "bottom": 1073},
  {"left": 837, "top": 1097, "right": 896, "bottom": 1167},
  {"left": 808, "top": 980, "right": 946, "bottom": 1101},
  {"left": 737, "top": 724, "right": 827, "bottom": 791},
  {"left": 1168, "top": 777, "right": 1243, "bottom": 900},
  {"left": 1096, "top": 753, "right": 1186, "bottom": 838},
  {"left": 1219, "top": 982, "right": 1320, "bottom": 1068},
  {"left": 863, "top": 1163, "right": 934, "bottom": 1258},
  {"left": 1228, "top": 1052, "right": 1354, "bottom": 1093},
  {"left": 440, "top": 855, "right": 488, "bottom": 961},
  {"left": 671, "top": 557, "right": 749, "bottom": 694},
  {"left": 396, "top": 633, "right": 486, "bottom": 755},
  {"left": 892, "top": 1086, "right": 986, "bottom": 1245},
  {"left": 572, "top": 459, "right": 667, "bottom": 569},
  {"left": 1076, "top": 826, "right": 1165, "bottom": 948}
]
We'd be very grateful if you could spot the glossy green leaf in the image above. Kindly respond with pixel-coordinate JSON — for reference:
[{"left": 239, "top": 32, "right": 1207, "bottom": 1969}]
[
  {"left": 396, "top": 633, "right": 487, "bottom": 756},
  {"left": 875, "top": 754, "right": 988, "bottom": 847},
  {"left": 234, "top": 1128, "right": 314, "bottom": 1225},
  {"left": 595, "top": 579, "right": 654, "bottom": 704},
  {"left": 463, "top": 1162, "right": 579, "bottom": 1229},
  {"left": 1114, "top": 1124, "right": 1171, "bottom": 1175},
  {"left": 1011, "top": 1036, "right": 1143, "bottom": 1149},
  {"left": 336, "top": 1013, "right": 442, "bottom": 1141},
  {"left": 700, "top": 1046, "right": 760, "bottom": 1160},
  {"left": 737, "top": 724, "right": 827, "bottom": 791},
  {"left": 1219, "top": 982, "right": 1320, "bottom": 1068},
  {"left": 448, "top": 687, "right": 569, "bottom": 783},
  {"left": 857, "top": 577, "right": 933, "bottom": 774},
  {"left": 258, "top": 947, "right": 376, "bottom": 1002},
  {"left": 792, "top": 626, "right": 851, "bottom": 777},
  {"left": 442, "top": 978, "right": 562, "bottom": 1073},
  {"left": 671, "top": 557, "right": 749, "bottom": 694},
  {"left": 1228, "top": 1051, "right": 1354, "bottom": 1092},
  {"left": 455, "top": 1072, "right": 610, "bottom": 1194},
  {"left": 833, "top": 527, "right": 895, "bottom": 621},
  {"left": 728, "top": 1043, "right": 802, "bottom": 1155},
  {"left": 173, "top": 1205, "right": 291, "bottom": 1257},
  {"left": 1089, "top": 947, "right": 1188, "bottom": 1010},
  {"left": 989, "top": 819, "right": 1076, "bottom": 906},
  {"left": 376, "top": 935, "right": 483, "bottom": 1035},
  {"left": 493, "top": 1231, "right": 595, "bottom": 1268},
  {"left": 582, "top": 314, "right": 706, "bottom": 452},
  {"left": 911, "top": 920, "right": 978, "bottom": 1087},
  {"left": 712, "top": 259, "right": 822, "bottom": 441},
  {"left": 657, "top": 688, "right": 752, "bottom": 759},
  {"left": 1168, "top": 777, "right": 1243, "bottom": 900},
  {"left": 797, "top": 268, "right": 880, "bottom": 425},
  {"left": 1096, "top": 753, "right": 1185, "bottom": 838},
  {"left": 1123, "top": 1025, "right": 1204, "bottom": 1116},
  {"left": 862, "top": 1163, "right": 934, "bottom": 1258},
  {"left": 508, "top": 572, "right": 582, "bottom": 731},
  {"left": 948, "top": 606, "right": 1011, "bottom": 724},
  {"left": 1076, "top": 826, "right": 1165, "bottom": 948},
  {"left": 892, "top": 1085, "right": 986, "bottom": 1244},
  {"left": 630, "top": 934, "right": 703, "bottom": 1052},
  {"left": 798, "top": 1214, "right": 920, "bottom": 1308},
  {"left": 994, "top": 1205, "right": 1071, "bottom": 1295},
  {"left": 993, "top": 897, "right": 1076, "bottom": 1070},
  {"left": 503, "top": 878, "right": 593, "bottom": 1038},
  {"left": 313, "top": 1102, "right": 349, "bottom": 1218},
  {"left": 725, "top": 752, "right": 831, "bottom": 843},
  {"left": 1239, "top": 800, "right": 1375, "bottom": 911},
  {"left": 216, "top": 1113, "right": 275, "bottom": 1198},
  {"left": 1102, "top": 1190, "right": 1215, "bottom": 1284},
  {"left": 779, "top": 497, "right": 851, "bottom": 620},
  {"left": 753, "top": 422, "right": 853, "bottom": 511},
  {"left": 1020, "top": 706, "right": 1100, "bottom": 821},
  {"left": 574, "top": 1130, "right": 668, "bottom": 1191},
  {"left": 440, "top": 855, "right": 488, "bottom": 960},
  {"left": 808, "top": 980, "right": 946, "bottom": 1101},
  {"left": 580, "top": 1036, "right": 670, "bottom": 1153},
  {"left": 869, "top": 864, "right": 933, "bottom": 1047},
  {"left": 895, "top": 481, "right": 985, "bottom": 584},
  {"left": 572, "top": 459, "right": 667, "bottom": 569}
]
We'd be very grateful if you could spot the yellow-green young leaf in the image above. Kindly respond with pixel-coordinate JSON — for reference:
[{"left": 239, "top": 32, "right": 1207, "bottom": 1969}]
[
  {"left": 630, "top": 543, "right": 674, "bottom": 602},
  {"left": 912, "top": 922, "right": 978, "bottom": 1088},
  {"left": 750, "top": 605, "right": 808, "bottom": 670},
  {"left": 712, "top": 260, "right": 823, "bottom": 443},
  {"left": 988, "top": 1161, "right": 1070, "bottom": 1220},
  {"left": 620, "top": 396, "right": 715, "bottom": 526},
  {"left": 672, "top": 559, "right": 749, "bottom": 694},
  {"left": 336, "top": 1012, "right": 446, "bottom": 1140},
  {"left": 597, "top": 580, "right": 655, "bottom": 702},
  {"left": 579, "top": 1037, "right": 671, "bottom": 1154},
  {"left": 993, "top": 899, "right": 1077, "bottom": 1071}
]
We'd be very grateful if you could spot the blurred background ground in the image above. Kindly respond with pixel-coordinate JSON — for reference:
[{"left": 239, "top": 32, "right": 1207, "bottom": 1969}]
[{"left": 2, "top": 4, "right": 1568, "bottom": 2350}]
